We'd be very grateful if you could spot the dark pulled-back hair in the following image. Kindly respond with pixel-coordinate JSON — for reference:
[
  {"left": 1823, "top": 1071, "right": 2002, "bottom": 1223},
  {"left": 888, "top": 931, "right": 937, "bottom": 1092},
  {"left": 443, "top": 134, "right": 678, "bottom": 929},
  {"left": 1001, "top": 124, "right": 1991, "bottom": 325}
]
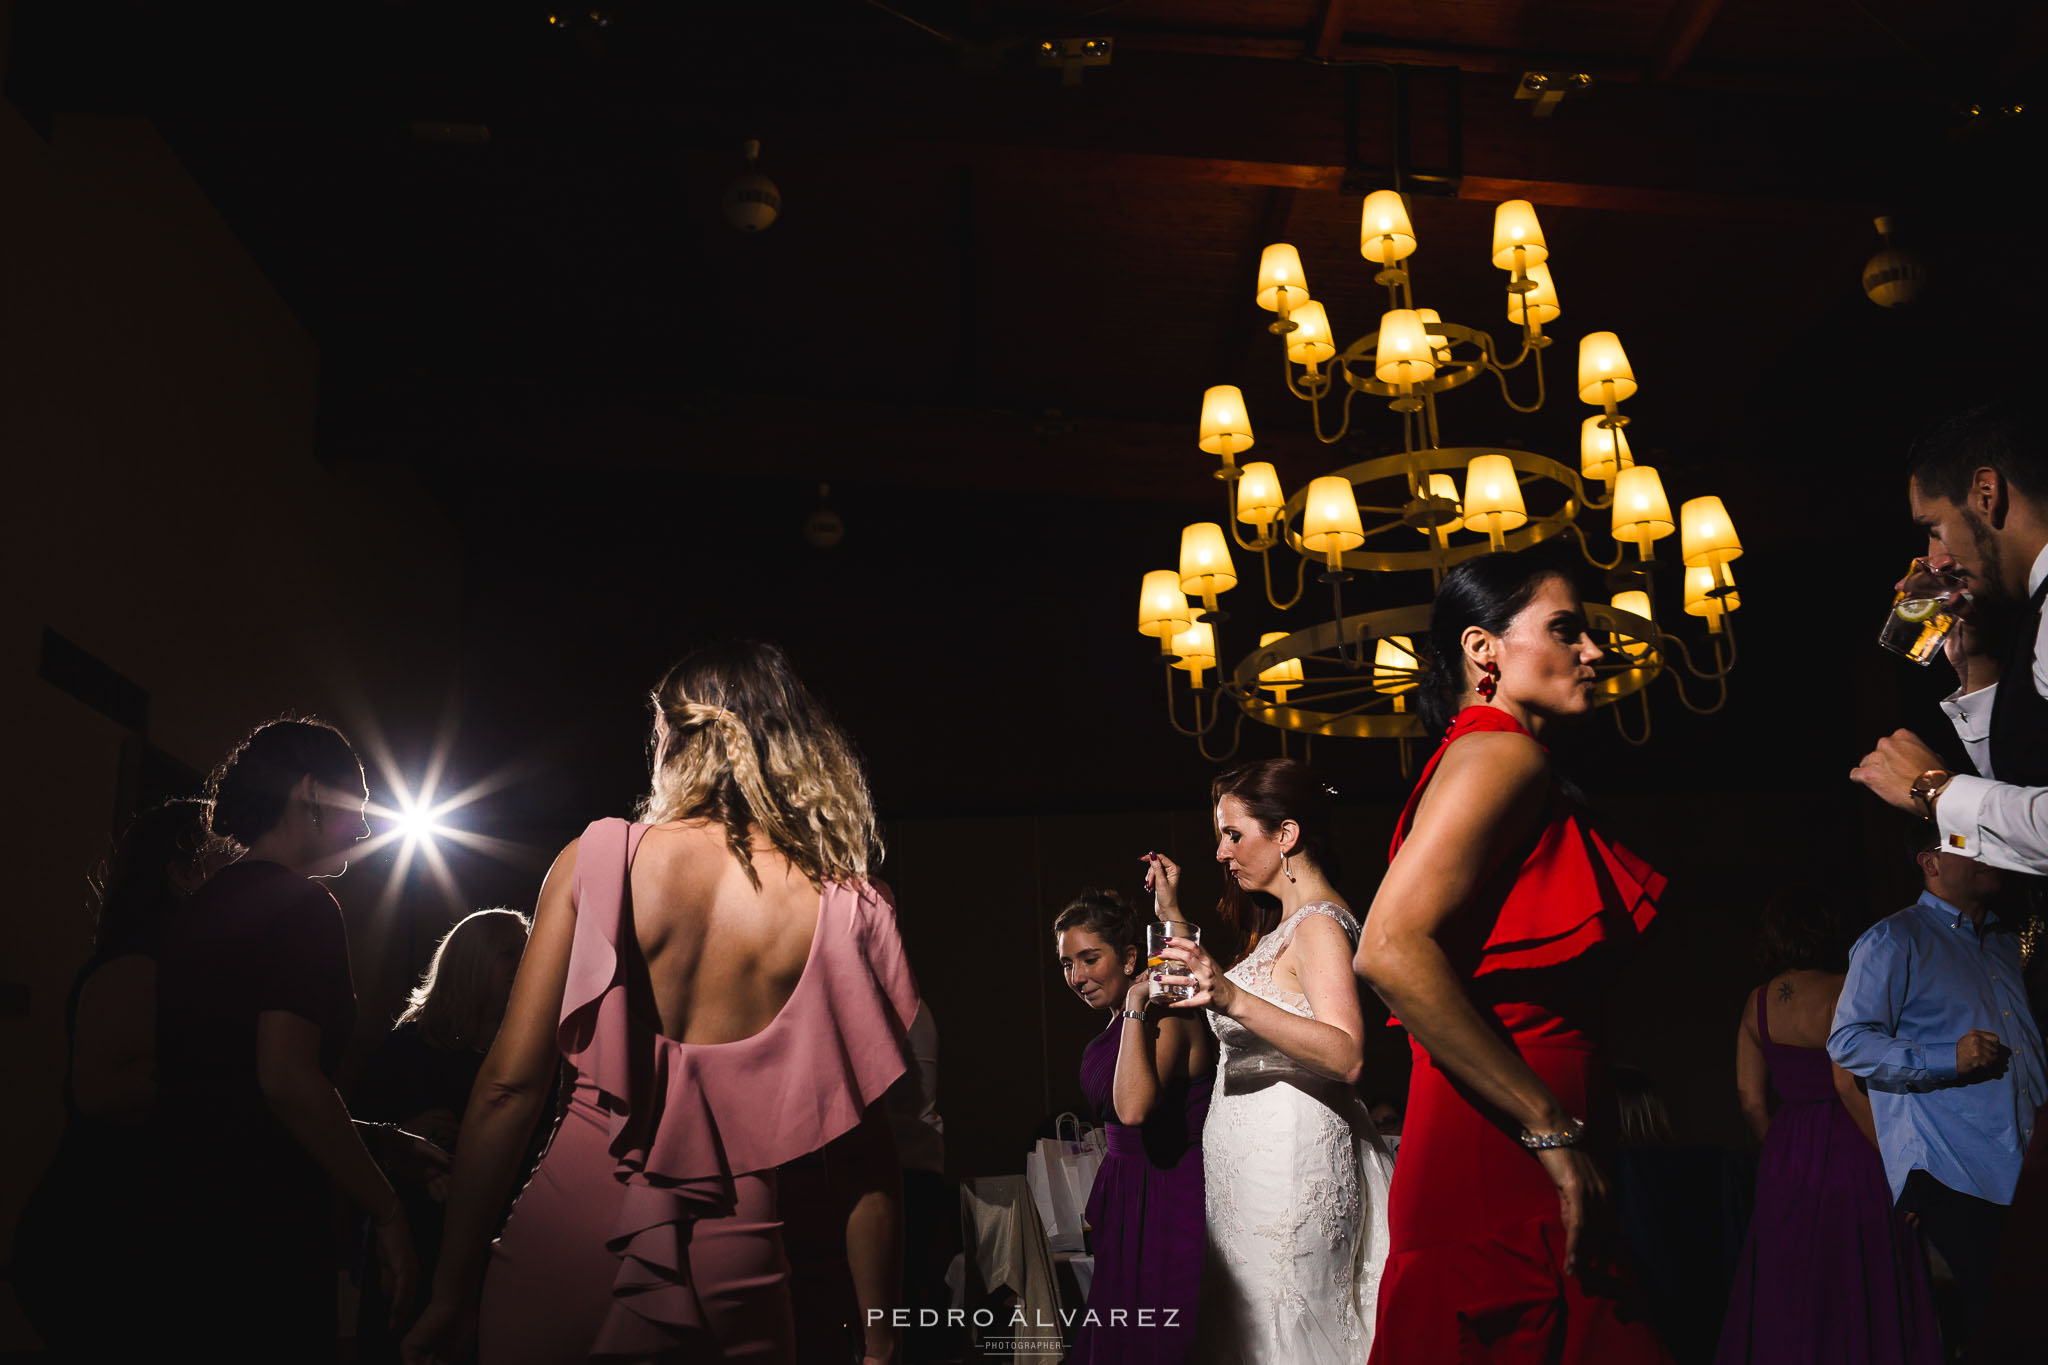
[
  {"left": 207, "top": 718, "right": 363, "bottom": 848},
  {"left": 1756, "top": 879, "right": 1852, "bottom": 977},
  {"left": 1212, "top": 758, "right": 1340, "bottom": 948},
  {"left": 1415, "top": 550, "right": 1573, "bottom": 735},
  {"left": 1052, "top": 886, "right": 1147, "bottom": 963},
  {"left": 1907, "top": 401, "right": 2047, "bottom": 505},
  {"left": 91, "top": 798, "right": 216, "bottom": 959}
]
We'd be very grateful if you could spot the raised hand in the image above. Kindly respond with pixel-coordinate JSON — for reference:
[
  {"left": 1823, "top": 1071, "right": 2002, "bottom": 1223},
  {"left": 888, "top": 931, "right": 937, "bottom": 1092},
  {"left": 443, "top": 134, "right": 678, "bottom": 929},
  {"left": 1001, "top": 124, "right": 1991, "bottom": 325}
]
[
  {"left": 1141, "top": 851, "right": 1183, "bottom": 919},
  {"left": 1158, "top": 935, "right": 1236, "bottom": 1015},
  {"left": 1849, "top": 729, "right": 1945, "bottom": 814},
  {"left": 1942, "top": 603, "right": 2002, "bottom": 694}
]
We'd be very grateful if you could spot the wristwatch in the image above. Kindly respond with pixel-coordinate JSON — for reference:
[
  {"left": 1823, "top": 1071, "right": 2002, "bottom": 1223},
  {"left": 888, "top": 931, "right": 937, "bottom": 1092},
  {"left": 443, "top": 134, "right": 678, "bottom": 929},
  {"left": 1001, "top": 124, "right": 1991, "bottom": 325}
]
[
  {"left": 1910, "top": 769, "right": 1955, "bottom": 821},
  {"left": 1519, "top": 1116, "right": 1587, "bottom": 1151},
  {"left": 1120, "top": 1007, "right": 1149, "bottom": 1022}
]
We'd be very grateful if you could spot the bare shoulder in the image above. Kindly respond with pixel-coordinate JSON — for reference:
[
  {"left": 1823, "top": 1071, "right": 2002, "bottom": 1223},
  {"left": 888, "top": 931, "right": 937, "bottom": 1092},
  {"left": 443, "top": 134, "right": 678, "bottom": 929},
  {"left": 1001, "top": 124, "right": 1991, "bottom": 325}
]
[
  {"left": 1290, "top": 908, "right": 1356, "bottom": 955},
  {"left": 1415, "top": 729, "right": 1550, "bottom": 823},
  {"left": 535, "top": 836, "right": 582, "bottom": 898},
  {"left": 636, "top": 819, "right": 805, "bottom": 890},
  {"left": 1436, "top": 728, "right": 1549, "bottom": 782}
]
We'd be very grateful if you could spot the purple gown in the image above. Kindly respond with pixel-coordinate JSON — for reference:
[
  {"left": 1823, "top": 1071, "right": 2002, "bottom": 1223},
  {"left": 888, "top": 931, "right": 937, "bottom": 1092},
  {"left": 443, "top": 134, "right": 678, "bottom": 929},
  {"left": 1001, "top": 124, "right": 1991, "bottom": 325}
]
[
  {"left": 1069, "top": 1014, "right": 1213, "bottom": 1365},
  {"left": 1713, "top": 987, "right": 1940, "bottom": 1365}
]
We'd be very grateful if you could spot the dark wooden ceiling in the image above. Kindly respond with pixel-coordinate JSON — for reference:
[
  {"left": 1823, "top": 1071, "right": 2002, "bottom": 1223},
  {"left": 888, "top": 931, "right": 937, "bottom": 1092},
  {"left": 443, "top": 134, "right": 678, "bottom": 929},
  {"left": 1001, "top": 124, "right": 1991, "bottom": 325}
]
[
  {"left": 10, "top": 0, "right": 2040, "bottom": 502},
  {"left": 9, "top": 0, "right": 2045, "bottom": 826}
]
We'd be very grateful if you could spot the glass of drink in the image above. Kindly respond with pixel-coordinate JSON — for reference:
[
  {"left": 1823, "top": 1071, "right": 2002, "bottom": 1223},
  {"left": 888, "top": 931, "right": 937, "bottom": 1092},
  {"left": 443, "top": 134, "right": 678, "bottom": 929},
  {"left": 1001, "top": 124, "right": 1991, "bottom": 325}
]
[
  {"left": 1879, "top": 558, "right": 1969, "bottom": 665},
  {"left": 1147, "top": 921, "right": 1200, "bottom": 1003}
]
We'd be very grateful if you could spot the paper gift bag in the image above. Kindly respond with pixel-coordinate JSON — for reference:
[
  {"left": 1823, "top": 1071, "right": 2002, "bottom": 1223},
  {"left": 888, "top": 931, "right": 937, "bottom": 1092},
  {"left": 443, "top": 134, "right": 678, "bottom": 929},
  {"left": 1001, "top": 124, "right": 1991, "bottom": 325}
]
[{"left": 1025, "top": 1112, "right": 1105, "bottom": 1253}]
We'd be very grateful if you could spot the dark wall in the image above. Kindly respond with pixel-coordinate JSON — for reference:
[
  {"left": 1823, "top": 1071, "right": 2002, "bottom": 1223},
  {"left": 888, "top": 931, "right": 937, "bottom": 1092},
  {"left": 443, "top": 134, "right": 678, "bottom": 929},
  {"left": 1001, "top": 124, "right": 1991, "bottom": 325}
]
[{"left": 1, "top": 108, "right": 462, "bottom": 1357}]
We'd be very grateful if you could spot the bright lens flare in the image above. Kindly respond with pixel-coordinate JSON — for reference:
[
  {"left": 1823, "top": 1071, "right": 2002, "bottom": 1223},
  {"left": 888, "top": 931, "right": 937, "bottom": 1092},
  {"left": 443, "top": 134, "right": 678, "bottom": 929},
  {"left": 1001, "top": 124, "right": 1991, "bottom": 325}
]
[{"left": 391, "top": 798, "right": 451, "bottom": 847}]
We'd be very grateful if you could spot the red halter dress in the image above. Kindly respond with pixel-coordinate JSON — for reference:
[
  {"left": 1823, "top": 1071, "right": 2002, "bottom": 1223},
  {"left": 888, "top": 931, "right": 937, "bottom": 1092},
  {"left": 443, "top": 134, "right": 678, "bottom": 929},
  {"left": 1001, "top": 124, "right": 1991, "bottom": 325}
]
[{"left": 1367, "top": 706, "right": 1673, "bottom": 1364}]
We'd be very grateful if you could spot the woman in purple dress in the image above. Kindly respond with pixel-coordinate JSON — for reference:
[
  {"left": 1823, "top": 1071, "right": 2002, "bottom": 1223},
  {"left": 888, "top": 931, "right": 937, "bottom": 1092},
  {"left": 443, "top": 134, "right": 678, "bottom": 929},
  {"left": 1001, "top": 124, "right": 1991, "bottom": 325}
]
[
  {"left": 1714, "top": 889, "right": 1940, "bottom": 1365},
  {"left": 1053, "top": 886, "right": 1213, "bottom": 1365}
]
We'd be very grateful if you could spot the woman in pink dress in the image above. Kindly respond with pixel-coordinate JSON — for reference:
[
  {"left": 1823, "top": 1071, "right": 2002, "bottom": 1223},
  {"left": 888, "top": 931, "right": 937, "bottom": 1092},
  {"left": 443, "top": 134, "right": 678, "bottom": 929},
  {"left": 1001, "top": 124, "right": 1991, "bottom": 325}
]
[{"left": 405, "top": 641, "right": 920, "bottom": 1365}]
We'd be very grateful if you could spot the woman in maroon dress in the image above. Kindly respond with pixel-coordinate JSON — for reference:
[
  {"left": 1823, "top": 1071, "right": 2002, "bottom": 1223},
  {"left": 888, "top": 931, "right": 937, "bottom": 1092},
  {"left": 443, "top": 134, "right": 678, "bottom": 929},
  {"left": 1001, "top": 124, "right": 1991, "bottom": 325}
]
[
  {"left": 1714, "top": 891, "right": 1939, "bottom": 1364},
  {"left": 1052, "top": 886, "right": 1212, "bottom": 1365},
  {"left": 1354, "top": 552, "right": 1672, "bottom": 1364},
  {"left": 155, "top": 719, "right": 421, "bottom": 1362}
]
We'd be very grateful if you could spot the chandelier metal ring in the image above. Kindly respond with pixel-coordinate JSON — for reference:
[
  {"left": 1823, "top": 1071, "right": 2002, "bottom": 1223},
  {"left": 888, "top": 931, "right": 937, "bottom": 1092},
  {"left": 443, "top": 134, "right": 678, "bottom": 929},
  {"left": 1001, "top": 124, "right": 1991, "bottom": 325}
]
[
  {"left": 1330, "top": 323, "right": 1494, "bottom": 398},
  {"left": 1274, "top": 448, "right": 1587, "bottom": 575}
]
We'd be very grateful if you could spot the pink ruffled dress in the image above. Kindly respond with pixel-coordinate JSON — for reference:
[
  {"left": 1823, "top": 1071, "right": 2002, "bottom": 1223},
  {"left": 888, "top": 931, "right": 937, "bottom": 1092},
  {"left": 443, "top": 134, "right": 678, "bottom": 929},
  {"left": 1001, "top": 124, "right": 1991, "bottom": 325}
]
[{"left": 479, "top": 819, "right": 920, "bottom": 1363}]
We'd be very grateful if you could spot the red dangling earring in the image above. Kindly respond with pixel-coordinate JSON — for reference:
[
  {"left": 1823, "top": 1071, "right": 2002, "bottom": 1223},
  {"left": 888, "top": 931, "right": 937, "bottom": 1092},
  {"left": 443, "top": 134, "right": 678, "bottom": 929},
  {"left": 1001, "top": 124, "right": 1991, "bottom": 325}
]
[{"left": 1476, "top": 660, "right": 1500, "bottom": 701}]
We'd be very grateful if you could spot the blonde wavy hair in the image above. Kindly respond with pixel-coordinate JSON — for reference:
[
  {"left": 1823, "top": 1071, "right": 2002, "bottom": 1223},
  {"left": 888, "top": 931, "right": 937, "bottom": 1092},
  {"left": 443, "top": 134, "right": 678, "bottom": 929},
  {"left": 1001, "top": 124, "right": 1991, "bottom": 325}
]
[
  {"left": 396, "top": 908, "right": 532, "bottom": 1050},
  {"left": 637, "top": 641, "right": 881, "bottom": 888}
]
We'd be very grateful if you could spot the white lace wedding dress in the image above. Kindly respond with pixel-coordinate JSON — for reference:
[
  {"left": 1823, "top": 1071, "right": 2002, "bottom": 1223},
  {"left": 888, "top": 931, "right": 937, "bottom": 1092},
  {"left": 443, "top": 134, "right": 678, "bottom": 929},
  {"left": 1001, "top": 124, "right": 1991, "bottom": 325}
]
[{"left": 1195, "top": 901, "right": 1394, "bottom": 1363}]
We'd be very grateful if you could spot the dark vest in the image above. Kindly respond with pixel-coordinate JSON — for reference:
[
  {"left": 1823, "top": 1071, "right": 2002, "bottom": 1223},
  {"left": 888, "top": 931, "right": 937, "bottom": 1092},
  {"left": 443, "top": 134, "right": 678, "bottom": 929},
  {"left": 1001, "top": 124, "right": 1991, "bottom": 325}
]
[
  {"left": 1989, "top": 578, "right": 2048, "bottom": 787},
  {"left": 1988, "top": 577, "right": 2048, "bottom": 1019}
]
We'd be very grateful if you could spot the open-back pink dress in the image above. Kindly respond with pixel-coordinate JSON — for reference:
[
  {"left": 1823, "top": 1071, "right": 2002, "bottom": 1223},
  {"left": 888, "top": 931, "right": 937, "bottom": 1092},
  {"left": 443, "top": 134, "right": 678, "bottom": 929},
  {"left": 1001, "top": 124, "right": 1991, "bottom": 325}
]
[{"left": 479, "top": 818, "right": 920, "bottom": 1362}]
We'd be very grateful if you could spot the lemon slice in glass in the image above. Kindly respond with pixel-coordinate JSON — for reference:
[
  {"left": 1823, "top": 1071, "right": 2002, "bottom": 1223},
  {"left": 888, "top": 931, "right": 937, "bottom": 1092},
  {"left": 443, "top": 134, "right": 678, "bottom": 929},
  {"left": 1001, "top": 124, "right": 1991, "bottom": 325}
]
[{"left": 1895, "top": 597, "right": 1943, "bottom": 623}]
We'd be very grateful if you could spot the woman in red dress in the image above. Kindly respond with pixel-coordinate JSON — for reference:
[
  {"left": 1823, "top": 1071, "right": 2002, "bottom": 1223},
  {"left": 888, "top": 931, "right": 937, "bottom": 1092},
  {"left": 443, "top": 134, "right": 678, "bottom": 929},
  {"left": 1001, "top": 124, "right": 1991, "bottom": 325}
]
[{"left": 1355, "top": 551, "right": 1672, "bottom": 1364}]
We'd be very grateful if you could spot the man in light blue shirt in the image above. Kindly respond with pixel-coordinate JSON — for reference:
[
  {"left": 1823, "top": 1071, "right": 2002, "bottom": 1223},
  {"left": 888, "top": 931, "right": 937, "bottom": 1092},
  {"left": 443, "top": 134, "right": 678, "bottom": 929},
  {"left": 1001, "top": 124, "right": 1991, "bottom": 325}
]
[{"left": 1830, "top": 831, "right": 2045, "bottom": 1350}]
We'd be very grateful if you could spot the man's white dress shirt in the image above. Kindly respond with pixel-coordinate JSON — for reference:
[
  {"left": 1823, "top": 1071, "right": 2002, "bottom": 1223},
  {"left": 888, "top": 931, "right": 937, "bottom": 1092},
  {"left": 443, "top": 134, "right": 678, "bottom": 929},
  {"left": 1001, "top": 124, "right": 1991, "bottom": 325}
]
[{"left": 1937, "top": 544, "right": 2048, "bottom": 874}]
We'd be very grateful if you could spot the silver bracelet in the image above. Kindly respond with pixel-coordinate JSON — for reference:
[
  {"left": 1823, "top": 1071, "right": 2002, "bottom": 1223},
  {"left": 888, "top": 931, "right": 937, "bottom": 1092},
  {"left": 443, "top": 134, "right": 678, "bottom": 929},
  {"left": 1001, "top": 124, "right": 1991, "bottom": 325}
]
[
  {"left": 1518, "top": 1117, "right": 1586, "bottom": 1150},
  {"left": 1120, "top": 1008, "right": 1148, "bottom": 1022}
]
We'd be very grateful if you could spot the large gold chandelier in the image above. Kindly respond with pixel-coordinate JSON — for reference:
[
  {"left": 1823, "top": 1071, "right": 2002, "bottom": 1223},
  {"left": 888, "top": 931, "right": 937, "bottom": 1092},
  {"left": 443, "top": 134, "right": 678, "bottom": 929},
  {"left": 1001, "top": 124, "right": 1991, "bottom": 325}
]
[{"left": 1134, "top": 192, "right": 1744, "bottom": 758}]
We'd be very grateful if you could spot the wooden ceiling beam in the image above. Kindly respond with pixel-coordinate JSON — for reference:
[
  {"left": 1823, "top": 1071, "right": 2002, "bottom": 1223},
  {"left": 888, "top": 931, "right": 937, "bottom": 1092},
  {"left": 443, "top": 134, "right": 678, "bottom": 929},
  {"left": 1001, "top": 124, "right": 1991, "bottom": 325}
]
[
  {"left": 920, "top": 143, "right": 1876, "bottom": 223},
  {"left": 1309, "top": 0, "right": 1355, "bottom": 63},
  {"left": 1645, "top": 0, "right": 1729, "bottom": 83},
  {"left": 1114, "top": 27, "right": 1827, "bottom": 97}
]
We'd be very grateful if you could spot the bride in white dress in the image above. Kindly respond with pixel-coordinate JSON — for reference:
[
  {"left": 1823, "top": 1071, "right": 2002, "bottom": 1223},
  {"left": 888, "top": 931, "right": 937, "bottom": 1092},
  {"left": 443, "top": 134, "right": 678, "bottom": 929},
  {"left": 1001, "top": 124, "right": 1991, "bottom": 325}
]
[{"left": 1148, "top": 760, "right": 1393, "bottom": 1363}]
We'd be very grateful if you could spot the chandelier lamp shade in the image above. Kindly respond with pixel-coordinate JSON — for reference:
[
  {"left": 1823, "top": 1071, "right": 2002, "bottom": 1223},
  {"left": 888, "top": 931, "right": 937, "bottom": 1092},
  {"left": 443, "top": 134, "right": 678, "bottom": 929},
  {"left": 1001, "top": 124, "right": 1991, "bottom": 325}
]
[
  {"left": 1685, "top": 563, "right": 1741, "bottom": 630},
  {"left": 1286, "top": 301, "right": 1338, "bottom": 367},
  {"left": 1259, "top": 631, "right": 1305, "bottom": 702},
  {"left": 1580, "top": 415, "right": 1633, "bottom": 482},
  {"left": 1179, "top": 522, "right": 1239, "bottom": 619},
  {"left": 1360, "top": 190, "right": 1417, "bottom": 264},
  {"left": 1372, "top": 635, "right": 1421, "bottom": 708},
  {"left": 1255, "top": 244, "right": 1310, "bottom": 314},
  {"left": 1490, "top": 199, "right": 1549, "bottom": 270},
  {"left": 1461, "top": 454, "right": 1528, "bottom": 550},
  {"left": 1199, "top": 385, "right": 1255, "bottom": 462},
  {"left": 1169, "top": 621, "right": 1218, "bottom": 689},
  {"left": 1610, "top": 591, "right": 1654, "bottom": 659},
  {"left": 1134, "top": 190, "right": 1746, "bottom": 757},
  {"left": 1136, "top": 570, "right": 1193, "bottom": 657},
  {"left": 1611, "top": 465, "right": 1676, "bottom": 552},
  {"left": 1577, "top": 331, "right": 1639, "bottom": 405},
  {"left": 1235, "top": 462, "right": 1285, "bottom": 527},
  {"left": 1506, "top": 263, "right": 1560, "bottom": 329},
  {"left": 1300, "top": 477, "right": 1367, "bottom": 564}
]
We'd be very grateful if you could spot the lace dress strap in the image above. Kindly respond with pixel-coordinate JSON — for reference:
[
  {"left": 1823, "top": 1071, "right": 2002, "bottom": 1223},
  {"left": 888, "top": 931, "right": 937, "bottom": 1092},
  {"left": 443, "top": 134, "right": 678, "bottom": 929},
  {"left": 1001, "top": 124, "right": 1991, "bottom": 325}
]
[
  {"left": 1229, "top": 902, "right": 1361, "bottom": 1019},
  {"left": 1294, "top": 900, "right": 1362, "bottom": 946}
]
